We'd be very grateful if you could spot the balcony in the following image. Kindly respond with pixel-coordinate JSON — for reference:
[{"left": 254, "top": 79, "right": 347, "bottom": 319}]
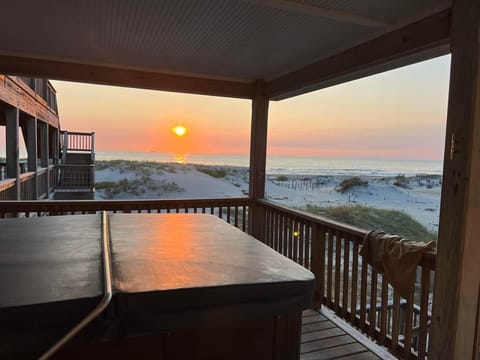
[{"left": 0, "top": 197, "right": 434, "bottom": 359}]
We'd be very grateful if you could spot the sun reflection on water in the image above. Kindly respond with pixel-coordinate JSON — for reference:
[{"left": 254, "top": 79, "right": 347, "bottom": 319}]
[{"left": 174, "top": 153, "right": 186, "bottom": 164}]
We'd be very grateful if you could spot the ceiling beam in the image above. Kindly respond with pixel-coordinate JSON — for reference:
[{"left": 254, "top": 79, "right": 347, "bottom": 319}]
[
  {"left": 0, "top": 55, "right": 255, "bottom": 99},
  {"left": 243, "top": 0, "right": 390, "bottom": 28},
  {"left": 267, "top": 9, "right": 451, "bottom": 101}
]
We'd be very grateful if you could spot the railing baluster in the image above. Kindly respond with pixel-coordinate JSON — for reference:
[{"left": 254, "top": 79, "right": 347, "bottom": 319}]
[
  {"left": 391, "top": 291, "right": 401, "bottom": 353},
  {"left": 268, "top": 209, "right": 274, "bottom": 247},
  {"left": 242, "top": 205, "right": 246, "bottom": 232},
  {"left": 342, "top": 233, "right": 350, "bottom": 319},
  {"left": 298, "top": 221, "right": 305, "bottom": 267},
  {"left": 281, "top": 214, "right": 287, "bottom": 257},
  {"left": 326, "top": 229, "right": 333, "bottom": 307},
  {"left": 350, "top": 238, "right": 359, "bottom": 325},
  {"left": 403, "top": 292, "right": 415, "bottom": 357},
  {"left": 311, "top": 223, "right": 325, "bottom": 308},
  {"left": 271, "top": 211, "right": 277, "bottom": 250},
  {"left": 334, "top": 230, "right": 341, "bottom": 313},
  {"left": 234, "top": 206, "right": 238, "bottom": 228},
  {"left": 292, "top": 218, "right": 298, "bottom": 262},
  {"left": 264, "top": 207, "right": 270, "bottom": 245},
  {"left": 369, "top": 268, "right": 378, "bottom": 337},
  {"left": 359, "top": 254, "right": 368, "bottom": 331},
  {"left": 285, "top": 214, "right": 290, "bottom": 258},
  {"left": 311, "top": 223, "right": 321, "bottom": 309},
  {"left": 304, "top": 223, "right": 311, "bottom": 270},
  {"left": 379, "top": 275, "right": 389, "bottom": 345},
  {"left": 418, "top": 265, "right": 431, "bottom": 359}
]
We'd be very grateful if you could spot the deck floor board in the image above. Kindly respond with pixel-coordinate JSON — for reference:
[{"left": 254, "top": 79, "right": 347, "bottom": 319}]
[{"left": 301, "top": 310, "right": 382, "bottom": 360}]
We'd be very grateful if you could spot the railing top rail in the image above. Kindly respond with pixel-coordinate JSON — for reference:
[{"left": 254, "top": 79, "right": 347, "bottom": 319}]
[
  {"left": 257, "top": 198, "right": 367, "bottom": 237},
  {"left": 0, "top": 179, "right": 16, "bottom": 191},
  {"left": 60, "top": 131, "right": 94, "bottom": 136},
  {"left": 0, "top": 197, "right": 253, "bottom": 210},
  {"left": 19, "top": 172, "right": 36, "bottom": 181}
]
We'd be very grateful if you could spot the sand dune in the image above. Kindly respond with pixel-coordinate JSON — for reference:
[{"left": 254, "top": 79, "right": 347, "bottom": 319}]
[{"left": 95, "top": 161, "right": 441, "bottom": 232}]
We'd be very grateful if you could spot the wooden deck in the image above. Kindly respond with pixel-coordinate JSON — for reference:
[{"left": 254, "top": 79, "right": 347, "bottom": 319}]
[{"left": 301, "top": 310, "right": 381, "bottom": 360}]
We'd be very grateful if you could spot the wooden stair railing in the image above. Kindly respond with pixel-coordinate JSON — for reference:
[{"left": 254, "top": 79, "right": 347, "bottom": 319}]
[{"left": 58, "top": 131, "right": 96, "bottom": 192}]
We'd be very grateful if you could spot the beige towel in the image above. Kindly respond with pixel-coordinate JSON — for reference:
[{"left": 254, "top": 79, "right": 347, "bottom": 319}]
[{"left": 359, "top": 230, "right": 435, "bottom": 299}]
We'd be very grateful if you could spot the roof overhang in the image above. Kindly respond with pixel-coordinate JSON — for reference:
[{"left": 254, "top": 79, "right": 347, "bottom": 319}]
[{"left": 0, "top": 0, "right": 452, "bottom": 100}]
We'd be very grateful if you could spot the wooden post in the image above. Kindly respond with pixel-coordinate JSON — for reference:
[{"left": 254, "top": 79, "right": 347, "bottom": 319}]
[
  {"left": 430, "top": 0, "right": 480, "bottom": 359},
  {"left": 6, "top": 108, "right": 20, "bottom": 200},
  {"left": 91, "top": 132, "right": 95, "bottom": 190},
  {"left": 62, "top": 131, "right": 68, "bottom": 164},
  {"left": 26, "top": 116, "right": 38, "bottom": 199},
  {"left": 248, "top": 81, "right": 269, "bottom": 238},
  {"left": 39, "top": 122, "right": 50, "bottom": 197},
  {"left": 53, "top": 128, "right": 59, "bottom": 165}
]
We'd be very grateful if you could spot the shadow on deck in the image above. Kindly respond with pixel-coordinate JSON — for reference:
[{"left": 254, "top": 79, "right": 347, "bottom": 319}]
[{"left": 302, "top": 309, "right": 391, "bottom": 360}]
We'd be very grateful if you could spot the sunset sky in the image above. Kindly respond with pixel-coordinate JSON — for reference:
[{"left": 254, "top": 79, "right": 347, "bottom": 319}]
[{"left": 43, "top": 55, "right": 450, "bottom": 161}]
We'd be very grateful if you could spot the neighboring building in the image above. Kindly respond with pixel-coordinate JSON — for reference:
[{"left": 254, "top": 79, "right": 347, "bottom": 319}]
[{"left": 0, "top": 75, "right": 94, "bottom": 200}]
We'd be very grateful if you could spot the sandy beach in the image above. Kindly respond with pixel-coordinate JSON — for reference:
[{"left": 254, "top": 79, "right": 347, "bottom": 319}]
[{"left": 95, "top": 160, "right": 441, "bottom": 234}]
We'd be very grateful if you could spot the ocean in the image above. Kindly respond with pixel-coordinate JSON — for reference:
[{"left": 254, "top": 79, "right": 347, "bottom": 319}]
[{"left": 95, "top": 150, "right": 443, "bottom": 177}]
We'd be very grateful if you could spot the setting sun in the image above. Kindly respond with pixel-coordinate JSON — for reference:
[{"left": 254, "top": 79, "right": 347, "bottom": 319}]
[{"left": 172, "top": 125, "right": 187, "bottom": 137}]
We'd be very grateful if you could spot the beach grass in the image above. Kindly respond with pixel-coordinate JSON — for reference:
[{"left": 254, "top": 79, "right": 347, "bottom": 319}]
[
  {"left": 335, "top": 177, "right": 368, "bottom": 193},
  {"left": 96, "top": 178, "right": 184, "bottom": 199},
  {"left": 305, "top": 204, "right": 437, "bottom": 242},
  {"left": 195, "top": 166, "right": 227, "bottom": 178}
]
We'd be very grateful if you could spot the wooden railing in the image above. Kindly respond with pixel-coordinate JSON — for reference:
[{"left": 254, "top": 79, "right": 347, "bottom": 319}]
[
  {"left": 37, "top": 168, "right": 49, "bottom": 199},
  {"left": 0, "top": 195, "right": 435, "bottom": 359},
  {"left": 61, "top": 131, "right": 95, "bottom": 152},
  {"left": 0, "top": 168, "right": 52, "bottom": 200},
  {"left": 19, "top": 172, "right": 36, "bottom": 200},
  {"left": 48, "top": 166, "right": 56, "bottom": 193},
  {"left": 54, "top": 164, "right": 95, "bottom": 190},
  {"left": 0, "top": 179, "right": 16, "bottom": 200},
  {"left": 0, "top": 198, "right": 252, "bottom": 233},
  {"left": 256, "top": 199, "right": 435, "bottom": 360}
]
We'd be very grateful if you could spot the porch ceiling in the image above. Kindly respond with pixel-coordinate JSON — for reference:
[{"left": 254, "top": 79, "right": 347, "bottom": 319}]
[{"left": 0, "top": 0, "right": 451, "bottom": 99}]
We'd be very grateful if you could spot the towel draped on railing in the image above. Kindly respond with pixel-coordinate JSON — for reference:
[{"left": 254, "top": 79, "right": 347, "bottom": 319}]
[{"left": 359, "top": 230, "right": 435, "bottom": 298}]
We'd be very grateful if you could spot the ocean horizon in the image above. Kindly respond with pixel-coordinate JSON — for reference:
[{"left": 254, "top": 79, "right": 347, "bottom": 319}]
[
  {"left": 0, "top": 147, "right": 443, "bottom": 177},
  {"left": 95, "top": 150, "right": 443, "bottom": 177}
]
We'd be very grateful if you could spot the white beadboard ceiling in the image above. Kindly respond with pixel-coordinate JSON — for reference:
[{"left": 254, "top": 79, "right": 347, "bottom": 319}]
[{"left": 0, "top": 0, "right": 450, "bottom": 82}]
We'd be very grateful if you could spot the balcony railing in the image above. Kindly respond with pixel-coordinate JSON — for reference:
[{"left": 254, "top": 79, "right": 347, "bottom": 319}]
[
  {"left": 0, "top": 197, "right": 434, "bottom": 359},
  {"left": 0, "top": 178, "right": 16, "bottom": 200},
  {"left": 0, "top": 198, "right": 252, "bottom": 233},
  {"left": 60, "top": 131, "right": 95, "bottom": 153},
  {"left": 0, "top": 166, "right": 55, "bottom": 200},
  {"left": 256, "top": 199, "right": 434, "bottom": 360}
]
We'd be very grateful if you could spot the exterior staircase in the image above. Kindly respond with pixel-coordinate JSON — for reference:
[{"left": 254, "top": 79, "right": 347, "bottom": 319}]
[{"left": 54, "top": 131, "right": 95, "bottom": 200}]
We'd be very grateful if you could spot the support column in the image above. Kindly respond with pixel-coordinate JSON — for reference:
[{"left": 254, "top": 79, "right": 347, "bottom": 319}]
[
  {"left": 39, "top": 122, "right": 50, "bottom": 197},
  {"left": 430, "top": 0, "right": 480, "bottom": 359},
  {"left": 6, "top": 108, "right": 20, "bottom": 200},
  {"left": 53, "top": 128, "right": 59, "bottom": 165},
  {"left": 26, "top": 116, "right": 38, "bottom": 199},
  {"left": 248, "top": 81, "right": 269, "bottom": 238}
]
